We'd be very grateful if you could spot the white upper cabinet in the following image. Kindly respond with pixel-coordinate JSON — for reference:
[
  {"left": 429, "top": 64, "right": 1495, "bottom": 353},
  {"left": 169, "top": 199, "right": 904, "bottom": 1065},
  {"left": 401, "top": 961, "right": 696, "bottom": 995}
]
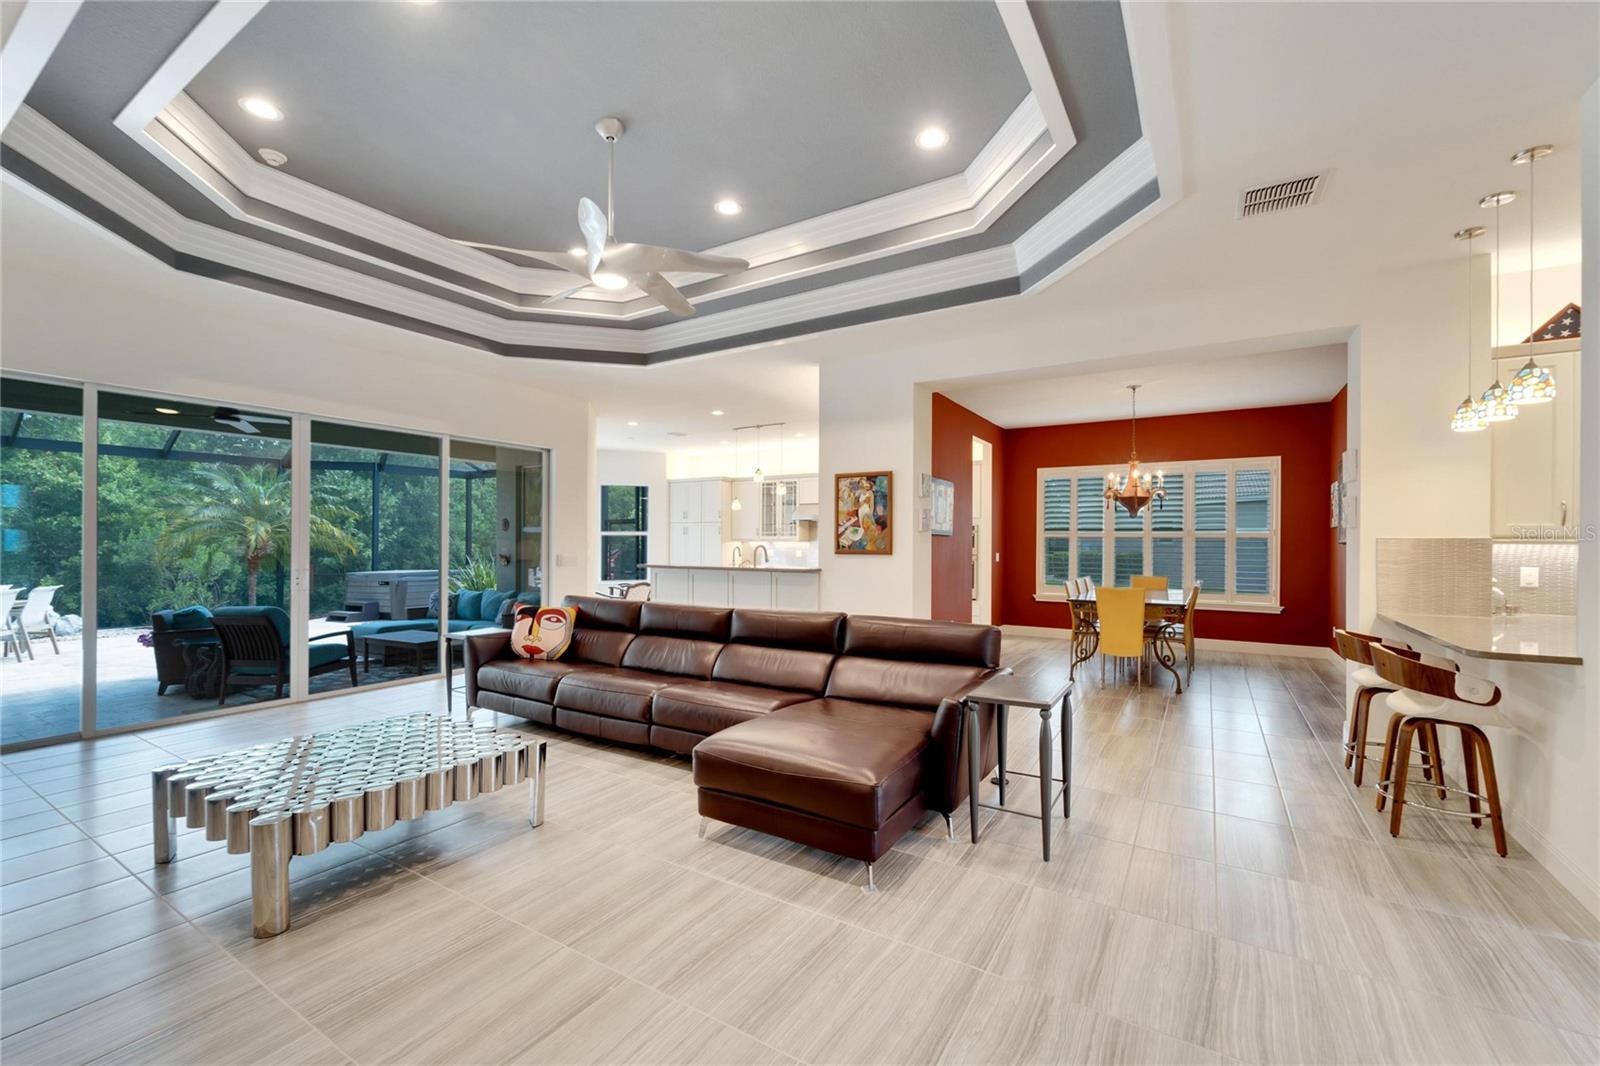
[
  {"left": 796, "top": 477, "right": 820, "bottom": 507},
  {"left": 1492, "top": 348, "right": 1581, "bottom": 537},
  {"left": 730, "top": 481, "right": 760, "bottom": 540},
  {"left": 699, "top": 480, "right": 727, "bottom": 524},
  {"left": 669, "top": 481, "right": 699, "bottom": 524}
]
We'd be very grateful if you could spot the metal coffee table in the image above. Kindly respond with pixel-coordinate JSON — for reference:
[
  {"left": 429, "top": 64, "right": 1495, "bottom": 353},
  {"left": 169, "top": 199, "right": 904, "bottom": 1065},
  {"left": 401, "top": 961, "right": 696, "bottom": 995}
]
[{"left": 151, "top": 715, "right": 546, "bottom": 937}]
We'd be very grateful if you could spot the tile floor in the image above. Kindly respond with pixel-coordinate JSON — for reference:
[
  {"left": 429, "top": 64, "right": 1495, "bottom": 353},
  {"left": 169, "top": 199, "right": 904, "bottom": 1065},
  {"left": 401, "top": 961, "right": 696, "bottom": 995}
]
[{"left": 1, "top": 638, "right": 1596, "bottom": 1063}]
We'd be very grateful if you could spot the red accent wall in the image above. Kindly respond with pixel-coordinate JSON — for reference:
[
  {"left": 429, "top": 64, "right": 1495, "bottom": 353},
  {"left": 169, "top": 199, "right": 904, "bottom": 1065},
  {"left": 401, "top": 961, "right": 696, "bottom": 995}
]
[
  {"left": 1328, "top": 386, "right": 1348, "bottom": 642},
  {"left": 930, "top": 394, "right": 1005, "bottom": 623},
  {"left": 999, "top": 400, "right": 1338, "bottom": 646}
]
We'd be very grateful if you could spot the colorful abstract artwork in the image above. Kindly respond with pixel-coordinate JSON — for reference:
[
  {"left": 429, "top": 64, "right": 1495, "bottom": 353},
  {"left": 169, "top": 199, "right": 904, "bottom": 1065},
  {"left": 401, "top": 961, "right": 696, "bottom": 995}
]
[{"left": 834, "top": 471, "right": 893, "bottom": 554}]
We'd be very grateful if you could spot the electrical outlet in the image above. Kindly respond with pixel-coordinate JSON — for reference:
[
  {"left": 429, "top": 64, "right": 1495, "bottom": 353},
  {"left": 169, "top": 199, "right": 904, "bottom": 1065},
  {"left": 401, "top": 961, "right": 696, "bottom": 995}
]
[{"left": 1520, "top": 566, "right": 1540, "bottom": 588}]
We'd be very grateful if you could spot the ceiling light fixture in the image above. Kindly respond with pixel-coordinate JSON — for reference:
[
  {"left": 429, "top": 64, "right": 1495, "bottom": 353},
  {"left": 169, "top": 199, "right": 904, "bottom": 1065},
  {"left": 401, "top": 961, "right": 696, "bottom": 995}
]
[
  {"left": 1508, "top": 144, "right": 1557, "bottom": 405},
  {"left": 1476, "top": 190, "right": 1519, "bottom": 423},
  {"left": 915, "top": 126, "right": 950, "bottom": 150},
  {"left": 1104, "top": 385, "right": 1165, "bottom": 518},
  {"left": 713, "top": 199, "right": 742, "bottom": 217},
  {"left": 257, "top": 148, "right": 288, "bottom": 167},
  {"left": 1450, "top": 226, "right": 1487, "bottom": 433},
  {"left": 591, "top": 271, "right": 628, "bottom": 291},
  {"left": 568, "top": 246, "right": 585, "bottom": 257},
  {"left": 154, "top": 407, "right": 180, "bottom": 416},
  {"left": 711, "top": 409, "right": 724, "bottom": 417},
  {"left": 238, "top": 96, "right": 283, "bottom": 121},
  {"left": 626, "top": 420, "right": 638, "bottom": 427}
]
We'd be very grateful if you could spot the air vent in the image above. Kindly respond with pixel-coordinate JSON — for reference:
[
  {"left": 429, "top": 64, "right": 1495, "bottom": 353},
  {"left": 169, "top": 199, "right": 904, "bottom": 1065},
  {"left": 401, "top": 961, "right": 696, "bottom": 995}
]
[
  {"left": 666, "top": 431, "right": 689, "bottom": 438},
  {"left": 1237, "top": 174, "right": 1322, "bottom": 218}
]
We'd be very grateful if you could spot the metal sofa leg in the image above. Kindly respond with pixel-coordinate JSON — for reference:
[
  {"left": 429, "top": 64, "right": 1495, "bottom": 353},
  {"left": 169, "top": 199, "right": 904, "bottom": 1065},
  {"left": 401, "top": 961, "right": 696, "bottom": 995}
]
[
  {"left": 697, "top": 816, "right": 708, "bottom": 840},
  {"left": 863, "top": 861, "right": 877, "bottom": 893},
  {"left": 942, "top": 812, "right": 954, "bottom": 840}
]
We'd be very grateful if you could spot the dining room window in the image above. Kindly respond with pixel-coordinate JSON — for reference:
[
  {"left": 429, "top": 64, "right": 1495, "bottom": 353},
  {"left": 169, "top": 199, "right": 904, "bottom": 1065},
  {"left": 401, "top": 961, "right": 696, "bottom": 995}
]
[{"left": 1035, "top": 457, "right": 1280, "bottom": 608}]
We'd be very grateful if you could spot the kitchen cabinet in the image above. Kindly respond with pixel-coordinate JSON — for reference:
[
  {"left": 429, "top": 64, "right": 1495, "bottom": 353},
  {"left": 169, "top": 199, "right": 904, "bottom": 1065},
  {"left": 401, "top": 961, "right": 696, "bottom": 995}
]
[
  {"left": 796, "top": 477, "right": 820, "bottom": 507},
  {"left": 1492, "top": 348, "right": 1581, "bottom": 536},
  {"left": 689, "top": 569, "right": 731, "bottom": 606},
  {"left": 648, "top": 565, "right": 820, "bottom": 609},
  {"left": 667, "top": 479, "right": 730, "bottom": 563},
  {"left": 731, "top": 569, "right": 773, "bottom": 607},
  {"left": 730, "top": 481, "right": 760, "bottom": 540},
  {"left": 652, "top": 567, "right": 690, "bottom": 604},
  {"left": 760, "top": 480, "right": 799, "bottom": 538}
]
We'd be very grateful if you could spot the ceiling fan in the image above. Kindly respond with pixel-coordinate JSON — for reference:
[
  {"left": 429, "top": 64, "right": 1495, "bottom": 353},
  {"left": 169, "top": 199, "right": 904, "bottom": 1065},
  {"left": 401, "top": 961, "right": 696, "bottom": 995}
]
[
  {"left": 212, "top": 407, "right": 290, "bottom": 435},
  {"left": 454, "top": 118, "right": 749, "bottom": 316}
]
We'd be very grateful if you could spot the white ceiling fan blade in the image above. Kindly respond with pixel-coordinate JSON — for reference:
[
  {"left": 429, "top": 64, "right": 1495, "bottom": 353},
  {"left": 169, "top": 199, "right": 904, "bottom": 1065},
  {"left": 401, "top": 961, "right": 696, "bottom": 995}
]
[
  {"left": 452, "top": 239, "right": 585, "bottom": 275},
  {"left": 578, "top": 198, "right": 608, "bottom": 277},
  {"left": 635, "top": 272, "right": 696, "bottom": 316},
  {"left": 230, "top": 418, "right": 260, "bottom": 434},
  {"left": 603, "top": 243, "right": 749, "bottom": 277}
]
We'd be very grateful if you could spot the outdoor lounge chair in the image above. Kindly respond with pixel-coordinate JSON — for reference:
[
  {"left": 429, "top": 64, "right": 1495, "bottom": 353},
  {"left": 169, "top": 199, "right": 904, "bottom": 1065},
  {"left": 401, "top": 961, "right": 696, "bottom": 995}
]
[{"left": 211, "top": 606, "right": 357, "bottom": 705}]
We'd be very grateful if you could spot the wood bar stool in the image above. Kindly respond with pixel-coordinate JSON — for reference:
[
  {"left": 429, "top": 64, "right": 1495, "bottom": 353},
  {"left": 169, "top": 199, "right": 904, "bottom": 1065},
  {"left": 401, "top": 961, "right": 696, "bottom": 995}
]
[
  {"left": 1332, "top": 629, "right": 1440, "bottom": 788},
  {"left": 1368, "top": 644, "right": 1508, "bottom": 856}
]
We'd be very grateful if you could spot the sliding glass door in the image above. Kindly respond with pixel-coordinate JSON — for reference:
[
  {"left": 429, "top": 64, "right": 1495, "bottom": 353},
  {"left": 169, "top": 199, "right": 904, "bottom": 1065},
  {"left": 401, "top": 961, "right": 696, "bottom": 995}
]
[
  {"left": 95, "top": 392, "right": 298, "bottom": 728},
  {"left": 447, "top": 440, "right": 547, "bottom": 636},
  {"left": 310, "top": 422, "right": 442, "bottom": 689},
  {"left": 0, "top": 377, "right": 85, "bottom": 746}
]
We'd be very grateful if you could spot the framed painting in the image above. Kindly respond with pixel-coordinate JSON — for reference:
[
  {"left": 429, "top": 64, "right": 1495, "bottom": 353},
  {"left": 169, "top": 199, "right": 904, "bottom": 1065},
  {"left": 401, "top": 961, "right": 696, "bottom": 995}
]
[
  {"left": 834, "top": 471, "right": 893, "bottom": 554},
  {"left": 930, "top": 477, "right": 955, "bottom": 536}
]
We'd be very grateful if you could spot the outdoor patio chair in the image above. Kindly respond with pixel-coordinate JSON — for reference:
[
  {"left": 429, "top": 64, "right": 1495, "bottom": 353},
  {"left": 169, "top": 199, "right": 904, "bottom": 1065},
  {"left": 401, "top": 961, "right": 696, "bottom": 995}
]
[
  {"left": 211, "top": 606, "right": 357, "bottom": 706},
  {"left": 0, "top": 588, "right": 21, "bottom": 663},
  {"left": 149, "top": 605, "right": 217, "bottom": 694},
  {"left": 13, "top": 584, "right": 62, "bottom": 657}
]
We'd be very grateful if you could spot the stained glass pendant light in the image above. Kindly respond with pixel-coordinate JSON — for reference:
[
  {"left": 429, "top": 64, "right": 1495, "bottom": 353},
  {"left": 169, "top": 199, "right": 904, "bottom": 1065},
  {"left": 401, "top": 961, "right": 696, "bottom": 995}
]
[
  {"left": 1476, "top": 190, "right": 1518, "bottom": 423},
  {"left": 1508, "top": 144, "right": 1557, "bottom": 405},
  {"left": 1104, "top": 385, "right": 1165, "bottom": 518},
  {"left": 1450, "top": 225, "right": 1487, "bottom": 433}
]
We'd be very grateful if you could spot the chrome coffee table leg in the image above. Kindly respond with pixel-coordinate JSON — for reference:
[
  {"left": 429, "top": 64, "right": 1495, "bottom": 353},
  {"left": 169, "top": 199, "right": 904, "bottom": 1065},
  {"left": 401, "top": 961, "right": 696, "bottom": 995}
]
[
  {"left": 152, "top": 767, "right": 178, "bottom": 865},
  {"left": 250, "top": 813, "right": 292, "bottom": 938},
  {"left": 529, "top": 741, "right": 547, "bottom": 827}
]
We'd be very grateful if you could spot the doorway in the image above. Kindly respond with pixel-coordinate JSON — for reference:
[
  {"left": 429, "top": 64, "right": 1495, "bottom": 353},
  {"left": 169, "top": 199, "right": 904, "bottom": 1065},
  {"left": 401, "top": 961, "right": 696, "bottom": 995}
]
[{"left": 971, "top": 436, "right": 994, "bottom": 624}]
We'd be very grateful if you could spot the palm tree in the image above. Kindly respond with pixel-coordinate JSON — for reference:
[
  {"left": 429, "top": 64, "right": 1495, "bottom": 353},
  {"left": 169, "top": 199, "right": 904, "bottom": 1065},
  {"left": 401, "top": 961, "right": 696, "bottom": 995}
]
[{"left": 160, "top": 464, "right": 359, "bottom": 605}]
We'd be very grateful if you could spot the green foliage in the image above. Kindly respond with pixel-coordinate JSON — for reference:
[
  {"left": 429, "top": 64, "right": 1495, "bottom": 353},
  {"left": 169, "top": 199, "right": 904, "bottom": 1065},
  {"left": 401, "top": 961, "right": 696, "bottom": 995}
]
[{"left": 449, "top": 556, "right": 497, "bottom": 592}]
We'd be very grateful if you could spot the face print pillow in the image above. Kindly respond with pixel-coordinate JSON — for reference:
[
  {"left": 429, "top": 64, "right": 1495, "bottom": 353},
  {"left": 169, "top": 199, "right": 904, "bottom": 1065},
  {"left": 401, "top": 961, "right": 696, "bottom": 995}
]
[{"left": 511, "top": 604, "right": 576, "bottom": 660}]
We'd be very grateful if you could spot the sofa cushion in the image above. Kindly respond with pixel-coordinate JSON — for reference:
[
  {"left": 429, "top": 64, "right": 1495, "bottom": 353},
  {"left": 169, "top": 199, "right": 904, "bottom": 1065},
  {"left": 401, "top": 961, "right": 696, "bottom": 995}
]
[
  {"left": 480, "top": 589, "right": 514, "bottom": 623},
  {"left": 213, "top": 606, "right": 291, "bottom": 647},
  {"left": 456, "top": 589, "right": 484, "bottom": 622},
  {"left": 568, "top": 628, "right": 635, "bottom": 666},
  {"left": 842, "top": 615, "right": 1000, "bottom": 668},
  {"left": 620, "top": 634, "right": 722, "bottom": 678},
  {"left": 692, "top": 698, "right": 932, "bottom": 829},
  {"left": 825, "top": 657, "right": 990, "bottom": 711},
  {"left": 639, "top": 603, "right": 733, "bottom": 641},
  {"left": 712, "top": 643, "right": 835, "bottom": 696},
  {"left": 563, "top": 594, "right": 642, "bottom": 631},
  {"left": 555, "top": 668, "right": 674, "bottom": 723},
  {"left": 170, "top": 605, "right": 214, "bottom": 630},
  {"left": 353, "top": 618, "right": 433, "bottom": 639},
  {"left": 478, "top": 658, "right": 582, "bottom": 704},
  {"left": 652, "top": 680, "right": 810, "bottom": 735},
  {"left": 729, "top": 609, "right": 843, "bottom": 652},
  {"left": 308, "top": 641, "right": 350, "bottom": 669}
]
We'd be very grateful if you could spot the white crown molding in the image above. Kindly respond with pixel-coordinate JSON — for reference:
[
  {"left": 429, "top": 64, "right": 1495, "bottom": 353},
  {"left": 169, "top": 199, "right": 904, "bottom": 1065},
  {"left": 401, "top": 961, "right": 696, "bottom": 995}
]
[
  {"left": 1014, "top": 138, "right": 1157, "bottom": 271},
  {"left": 0, "top": 0, "right": 83, "bottom": 133},
  {"left": 6, "top": 103, "right": 1160, "bottom": 359},
  {"left": 103, "top": 0, "right": 1069, "bottom": 319}
]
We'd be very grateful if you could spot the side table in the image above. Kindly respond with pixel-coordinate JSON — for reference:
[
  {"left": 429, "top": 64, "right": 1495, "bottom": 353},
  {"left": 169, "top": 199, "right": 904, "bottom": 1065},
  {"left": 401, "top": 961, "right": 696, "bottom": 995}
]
[
  {"left": 961, "top": 657, "right": 1075, "bottom": 860},
  {"left": 446, "top": 628, "right": 509, "bottom": 718}
]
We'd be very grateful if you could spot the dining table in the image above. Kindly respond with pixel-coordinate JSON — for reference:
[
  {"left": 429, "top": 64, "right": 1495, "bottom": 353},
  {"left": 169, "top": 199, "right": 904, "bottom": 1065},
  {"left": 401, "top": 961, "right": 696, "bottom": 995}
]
[{"left": 1064, "top": 586, "right": 1191, "bottom": 693}]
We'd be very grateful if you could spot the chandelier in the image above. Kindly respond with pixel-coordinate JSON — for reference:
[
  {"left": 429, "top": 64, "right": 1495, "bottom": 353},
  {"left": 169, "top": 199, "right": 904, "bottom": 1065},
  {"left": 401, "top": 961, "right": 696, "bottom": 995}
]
[
  {"left": 1508, "top": 144, "right": 1557, "bottom": 405},
  {"left": 1104, "top": 385, "right": 1165, "bottom": 518}
]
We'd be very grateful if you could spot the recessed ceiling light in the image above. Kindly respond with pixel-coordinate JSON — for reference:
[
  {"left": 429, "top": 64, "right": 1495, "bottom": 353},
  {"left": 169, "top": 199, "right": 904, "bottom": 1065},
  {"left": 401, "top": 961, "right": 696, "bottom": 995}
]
[
  {"left": 238, "top": 96, "right": 283, "bottom": 121},
  {"left": 568, "top": 246, "right": 585, "bottom": 257},
  {"left": 794, "top": 432, "right": 805, "bottom": 438},
  {"left": 626, "top": 420, "right": 638, "bottom": 427},
  {"left": 713, "top": 199, "right": 742, "bottom": 217},
  {"left": 711, "top": 409, "right": 725, "bottom": 416},
  {"left": 591, "top": 271, "right": 628, "bottom": 290},
  {"left": 719, "top": 439, "right": 730, "bottom": 445},
  {"left": 915, "top": 126, "right": 950, "bottom": 150},
  {"left": 258, "top": 148, "right": 288, "bottom": 167},
  {"left": 154, "top": 407, "right": 180, "bottom": 416}
]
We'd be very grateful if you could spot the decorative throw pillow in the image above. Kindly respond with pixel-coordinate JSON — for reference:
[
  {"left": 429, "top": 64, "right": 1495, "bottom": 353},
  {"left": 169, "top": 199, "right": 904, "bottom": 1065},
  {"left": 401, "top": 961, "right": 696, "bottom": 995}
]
[{"left": 510, "top": 603, "right": 576, "bottom": 660}]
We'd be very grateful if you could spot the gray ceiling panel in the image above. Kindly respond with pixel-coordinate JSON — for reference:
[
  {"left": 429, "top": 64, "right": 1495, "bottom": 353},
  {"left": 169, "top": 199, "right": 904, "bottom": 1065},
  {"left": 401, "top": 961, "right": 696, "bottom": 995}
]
[{"left": 187, "top": 0, "right": 1028, "bottom": 252}]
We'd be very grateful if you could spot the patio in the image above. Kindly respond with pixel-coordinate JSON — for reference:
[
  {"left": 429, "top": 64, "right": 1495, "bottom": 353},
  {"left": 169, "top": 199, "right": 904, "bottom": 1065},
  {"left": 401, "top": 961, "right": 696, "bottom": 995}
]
[{"left": 0, "top": 626, "right": 440, "bottom": 745}]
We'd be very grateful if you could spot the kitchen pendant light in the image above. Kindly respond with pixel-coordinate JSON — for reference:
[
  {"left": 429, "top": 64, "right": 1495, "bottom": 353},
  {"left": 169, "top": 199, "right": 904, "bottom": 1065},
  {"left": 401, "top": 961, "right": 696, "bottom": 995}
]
[
  {"left": 753, "top": 423, "right": 764, "bottom": 484},
  {"left": 1450, "top": 225, "right": 1487, "bottom": 433},
  {"left": 1476, "top": 190, "right": 1519, "bottom": 423},
  {"left": 729, "top": 428, "right": 744, "bottom": 510},
  {"left": 1508, "top": 144, "right": 1557, "bottom": 405},
  {"left": 1103, "top": 385, "right": 1165, "bottom": 518}
]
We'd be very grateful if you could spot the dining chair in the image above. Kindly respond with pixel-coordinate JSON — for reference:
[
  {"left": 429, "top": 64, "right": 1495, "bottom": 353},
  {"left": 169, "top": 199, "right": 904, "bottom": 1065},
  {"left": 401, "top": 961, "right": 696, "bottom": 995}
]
[
  {"left": 1130, "top": 575, "right": 1170, "bottom": 591},
  {"left": 0, "top": 588, "right": 21, "bottom": 662},
  {"left": 14, "top": 584, "right": 62, "bottom": 657},
  {"left": 1095, "top": 586, "right": 1147, "bottom": 689}
]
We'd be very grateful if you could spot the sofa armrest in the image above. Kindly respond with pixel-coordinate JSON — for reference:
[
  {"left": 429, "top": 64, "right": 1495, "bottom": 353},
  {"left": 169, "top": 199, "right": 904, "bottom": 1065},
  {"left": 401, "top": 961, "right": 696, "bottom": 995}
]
[
  {"left": 464, "top": 630, "right": 513, "bottom": 707},
  {"left": 923, "top": 694, "right": 1000, "bottom": 815}
]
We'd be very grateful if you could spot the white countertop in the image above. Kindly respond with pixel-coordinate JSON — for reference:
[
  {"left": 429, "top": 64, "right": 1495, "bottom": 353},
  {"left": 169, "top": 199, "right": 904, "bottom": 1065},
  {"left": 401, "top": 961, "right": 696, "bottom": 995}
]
[
  {"left": 647, "top": 564, "right": 821, "bottom": 573},
  {"left": 1377, "top": 611, "right": 1582, "bottom": 665}
]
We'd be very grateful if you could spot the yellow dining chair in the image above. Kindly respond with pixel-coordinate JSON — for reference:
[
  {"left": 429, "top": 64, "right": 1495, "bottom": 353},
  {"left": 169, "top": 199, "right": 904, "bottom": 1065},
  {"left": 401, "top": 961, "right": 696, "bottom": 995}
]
[
  {"left": 1096, "top": 586, "right": 1148, "bottom": 689},
  {"left": 1130, "top": 575, "right": 1169, "bottom": 591}
]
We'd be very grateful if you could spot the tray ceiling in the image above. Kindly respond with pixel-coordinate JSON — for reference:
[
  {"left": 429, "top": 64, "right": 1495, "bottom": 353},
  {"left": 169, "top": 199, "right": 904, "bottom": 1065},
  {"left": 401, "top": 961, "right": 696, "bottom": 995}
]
[{"left": 3, "top": 0, "right": 1166, "bottom": 364}]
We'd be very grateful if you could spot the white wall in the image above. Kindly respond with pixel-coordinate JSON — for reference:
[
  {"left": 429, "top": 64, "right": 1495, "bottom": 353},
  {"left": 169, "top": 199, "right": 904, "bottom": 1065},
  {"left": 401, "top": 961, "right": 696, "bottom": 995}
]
[
  {"left": 0, "top": 183, "right": 597, "bottom": 606},
  {"left": 595, "top": 448, "right": 668, "bottom": 587},
  {"left": 665, "top": 437, "right": 819, "bottom": 480}
]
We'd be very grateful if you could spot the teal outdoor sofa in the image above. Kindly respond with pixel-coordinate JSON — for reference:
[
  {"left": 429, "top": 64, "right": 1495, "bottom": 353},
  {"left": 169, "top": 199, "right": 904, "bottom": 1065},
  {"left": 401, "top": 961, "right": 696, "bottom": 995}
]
[{"left": 349, "top": 588, "right": 519, "bottom": 642}]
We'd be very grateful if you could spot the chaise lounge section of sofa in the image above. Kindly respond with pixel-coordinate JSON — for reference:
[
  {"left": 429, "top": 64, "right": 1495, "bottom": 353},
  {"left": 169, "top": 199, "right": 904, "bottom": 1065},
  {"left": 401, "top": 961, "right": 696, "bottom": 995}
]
[{"left": 465, "top": 595, "right": 1002, "bottom": 884}]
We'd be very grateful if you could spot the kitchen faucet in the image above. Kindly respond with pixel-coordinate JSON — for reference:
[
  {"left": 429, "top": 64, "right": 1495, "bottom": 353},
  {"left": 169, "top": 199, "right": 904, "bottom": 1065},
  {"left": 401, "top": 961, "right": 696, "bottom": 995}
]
[
  {"left": 754, "top": 543, "right": 770, "bottom": 567},
  {"left": 731, "top": 544, "right": 743, "bottom": 567}
]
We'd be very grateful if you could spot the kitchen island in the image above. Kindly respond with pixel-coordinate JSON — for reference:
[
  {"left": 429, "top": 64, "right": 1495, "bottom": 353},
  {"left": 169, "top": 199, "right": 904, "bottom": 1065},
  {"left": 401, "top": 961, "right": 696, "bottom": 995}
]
[
  {"left": 1377, "top": 610, "right": 1582, "bottom": 665},
  {"left": 647, "top": 564, "right": 820, "bottom": 610}
]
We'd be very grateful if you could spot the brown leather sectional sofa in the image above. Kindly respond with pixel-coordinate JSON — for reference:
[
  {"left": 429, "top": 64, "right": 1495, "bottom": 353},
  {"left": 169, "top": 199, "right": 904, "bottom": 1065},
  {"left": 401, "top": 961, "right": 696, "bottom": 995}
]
[{"left": 465, "top": 596, "right": 1002, "bottom": 879}]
